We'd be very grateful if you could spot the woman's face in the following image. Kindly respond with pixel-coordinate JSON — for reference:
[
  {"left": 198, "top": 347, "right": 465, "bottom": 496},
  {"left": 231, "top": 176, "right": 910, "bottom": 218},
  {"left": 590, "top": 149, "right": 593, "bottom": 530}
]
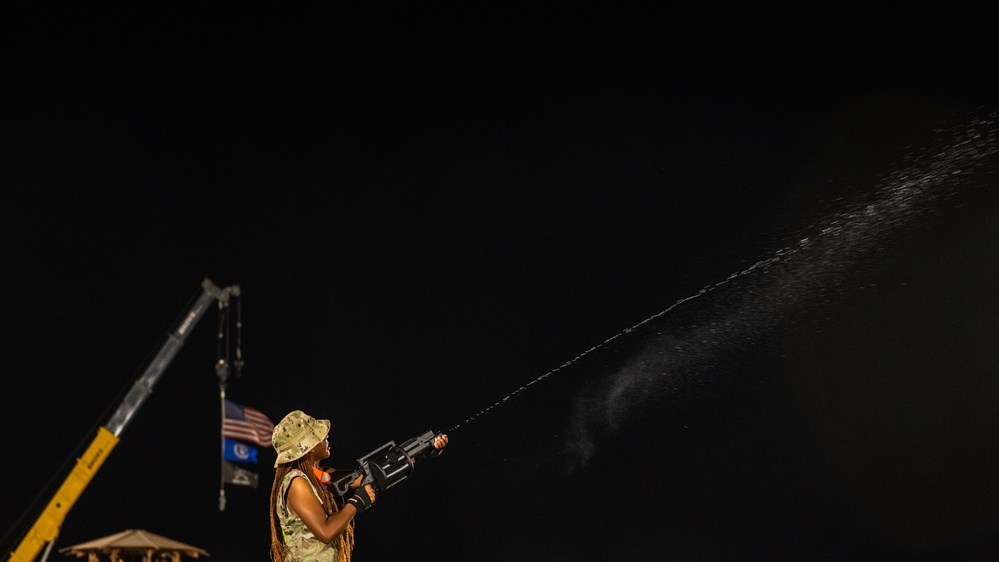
[{"left": 308, "top": 436, "right": 331, "bottom": 462}]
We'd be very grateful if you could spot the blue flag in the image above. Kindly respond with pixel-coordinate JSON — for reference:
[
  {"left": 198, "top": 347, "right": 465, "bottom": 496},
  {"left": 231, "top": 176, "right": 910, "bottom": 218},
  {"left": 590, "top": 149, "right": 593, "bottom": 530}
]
[{"left": 223, "top": 437, "right": 259, "bottom": 464}]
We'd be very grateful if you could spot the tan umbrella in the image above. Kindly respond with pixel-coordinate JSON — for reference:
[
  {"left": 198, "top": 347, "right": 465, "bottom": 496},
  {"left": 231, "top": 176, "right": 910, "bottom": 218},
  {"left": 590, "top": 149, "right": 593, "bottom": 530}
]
[{"left": 59, "top": 529, "right": 209, "bottom": 562}]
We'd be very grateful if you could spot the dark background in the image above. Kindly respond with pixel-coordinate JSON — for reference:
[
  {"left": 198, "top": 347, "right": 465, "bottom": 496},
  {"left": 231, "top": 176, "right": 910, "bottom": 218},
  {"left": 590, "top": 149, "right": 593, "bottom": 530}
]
[{"left": 3, "top": 11, "right": 999, "bottom": 562}]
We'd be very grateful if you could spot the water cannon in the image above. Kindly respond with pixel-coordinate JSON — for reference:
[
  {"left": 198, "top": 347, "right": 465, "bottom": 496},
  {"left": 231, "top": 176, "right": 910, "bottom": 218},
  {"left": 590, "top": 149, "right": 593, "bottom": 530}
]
[{"left": 319, "top": 430, "right": 445, "bottom": 499}]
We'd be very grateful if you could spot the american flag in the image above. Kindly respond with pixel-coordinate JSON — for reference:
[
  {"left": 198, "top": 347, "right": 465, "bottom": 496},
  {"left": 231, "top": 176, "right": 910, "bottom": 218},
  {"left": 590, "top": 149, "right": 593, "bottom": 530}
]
[{"left": 223, "top": 399, "right": 275, "bottom": 448}]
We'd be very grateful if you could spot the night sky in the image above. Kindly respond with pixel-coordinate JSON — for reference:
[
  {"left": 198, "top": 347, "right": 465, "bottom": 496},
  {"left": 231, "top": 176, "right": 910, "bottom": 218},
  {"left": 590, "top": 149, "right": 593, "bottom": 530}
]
[{"left": 4, "top": 14, "right": 999, "bottom": 562}]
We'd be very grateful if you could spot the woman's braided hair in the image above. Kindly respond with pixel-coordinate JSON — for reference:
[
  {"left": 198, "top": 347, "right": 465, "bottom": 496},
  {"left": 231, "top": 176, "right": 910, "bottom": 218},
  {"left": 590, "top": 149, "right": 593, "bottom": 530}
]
[{"left": 270, "top": 456, "right": 355, "bottom": 562}]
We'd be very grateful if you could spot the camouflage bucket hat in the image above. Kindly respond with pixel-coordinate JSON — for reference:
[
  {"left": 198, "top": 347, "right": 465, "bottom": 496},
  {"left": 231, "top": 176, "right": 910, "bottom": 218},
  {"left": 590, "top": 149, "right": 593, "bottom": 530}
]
[{"left": 272, "top": 410, "right": 330, "bottom": 467}]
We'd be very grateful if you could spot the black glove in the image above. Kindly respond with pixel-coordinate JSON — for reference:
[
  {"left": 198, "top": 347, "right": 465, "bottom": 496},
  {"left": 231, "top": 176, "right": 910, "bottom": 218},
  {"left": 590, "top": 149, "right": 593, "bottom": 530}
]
[{"left": 347, "top": 486, "right": 375, "bottom": 514}]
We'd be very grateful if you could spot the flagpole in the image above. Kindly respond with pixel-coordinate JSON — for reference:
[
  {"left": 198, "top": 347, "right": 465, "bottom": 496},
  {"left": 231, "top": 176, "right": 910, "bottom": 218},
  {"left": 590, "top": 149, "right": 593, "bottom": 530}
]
[
  {"left": 217, "top": 298, "right": 230, "bottom": 512},
  {"left": 219, "top": 384, "right": 227, "bottom": 512},
  {"left": 217, "top": 285, "right": 229, "bottom": 512}
]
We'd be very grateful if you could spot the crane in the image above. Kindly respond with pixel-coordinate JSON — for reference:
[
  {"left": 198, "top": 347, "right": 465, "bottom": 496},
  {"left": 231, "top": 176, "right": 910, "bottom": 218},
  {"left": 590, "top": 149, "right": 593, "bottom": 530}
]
[{"left": 7, "top": 278, "right": 239, "bottom": 562}]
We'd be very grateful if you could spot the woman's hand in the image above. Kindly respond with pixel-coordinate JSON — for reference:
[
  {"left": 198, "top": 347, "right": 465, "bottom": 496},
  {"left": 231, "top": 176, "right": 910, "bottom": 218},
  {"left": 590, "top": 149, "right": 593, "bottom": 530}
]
[{"left": 347, "top": 482, "right": 376, "bottom": 515}]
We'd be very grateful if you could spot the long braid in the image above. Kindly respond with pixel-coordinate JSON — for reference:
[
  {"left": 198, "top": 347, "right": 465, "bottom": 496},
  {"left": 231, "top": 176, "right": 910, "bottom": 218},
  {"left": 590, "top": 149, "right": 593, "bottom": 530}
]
[
  {"left": 270, "top": 465, "right": 290, "bottom": 562},
  {"left": 269, "top": 459, "right": 356, "bottom": 562}
]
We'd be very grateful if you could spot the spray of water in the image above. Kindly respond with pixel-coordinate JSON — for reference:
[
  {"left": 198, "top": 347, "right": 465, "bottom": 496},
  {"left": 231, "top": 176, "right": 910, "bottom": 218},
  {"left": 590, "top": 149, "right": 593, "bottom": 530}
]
[
  {"left": 450, "top": 115, "right": 999, "bottom": 468},
  {"left": 565, "top": 115, "right": 998, "bottom": 468}
]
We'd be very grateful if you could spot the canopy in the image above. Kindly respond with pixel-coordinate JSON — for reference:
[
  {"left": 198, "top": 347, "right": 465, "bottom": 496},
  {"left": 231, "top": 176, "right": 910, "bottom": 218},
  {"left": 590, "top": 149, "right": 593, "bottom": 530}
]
[{"left": 59, "top": 529, "right": 209, "bottom": 561}]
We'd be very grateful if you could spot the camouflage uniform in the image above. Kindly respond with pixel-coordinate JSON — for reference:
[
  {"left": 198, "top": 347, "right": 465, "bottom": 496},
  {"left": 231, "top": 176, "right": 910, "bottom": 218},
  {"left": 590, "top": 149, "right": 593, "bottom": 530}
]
[{"left": 277, "top": 469, "right": 338, "bottom": 562}]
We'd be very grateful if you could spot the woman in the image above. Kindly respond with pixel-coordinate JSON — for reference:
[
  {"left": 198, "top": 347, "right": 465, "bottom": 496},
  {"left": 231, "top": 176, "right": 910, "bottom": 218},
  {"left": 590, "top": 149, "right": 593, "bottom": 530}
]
[{"left": 268, "top": 410, "right": 447, "bottom": 562}]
